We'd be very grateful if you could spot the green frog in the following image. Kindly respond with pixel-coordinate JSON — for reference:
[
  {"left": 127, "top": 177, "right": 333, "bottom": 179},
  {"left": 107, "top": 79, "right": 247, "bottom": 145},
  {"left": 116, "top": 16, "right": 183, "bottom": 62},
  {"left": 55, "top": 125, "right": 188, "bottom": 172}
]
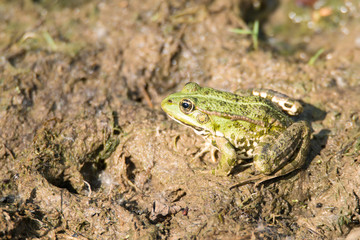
[{"left": 161, "top": 82, "right": 311, "bottom": 185}]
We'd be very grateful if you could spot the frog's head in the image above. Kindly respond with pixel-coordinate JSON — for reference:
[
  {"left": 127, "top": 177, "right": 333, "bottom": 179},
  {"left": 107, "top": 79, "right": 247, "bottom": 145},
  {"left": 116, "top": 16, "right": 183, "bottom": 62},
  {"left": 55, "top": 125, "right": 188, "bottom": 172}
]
[{"left": 161, "top": 82, "right": 213, "bottom": 135}]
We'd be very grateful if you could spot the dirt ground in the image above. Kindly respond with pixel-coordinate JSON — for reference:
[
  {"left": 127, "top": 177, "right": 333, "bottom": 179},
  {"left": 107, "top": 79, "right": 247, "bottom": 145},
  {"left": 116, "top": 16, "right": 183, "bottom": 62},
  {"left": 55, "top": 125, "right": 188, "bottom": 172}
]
[{"left": 1, "top": 0, "right": 360, "bottom": 239}]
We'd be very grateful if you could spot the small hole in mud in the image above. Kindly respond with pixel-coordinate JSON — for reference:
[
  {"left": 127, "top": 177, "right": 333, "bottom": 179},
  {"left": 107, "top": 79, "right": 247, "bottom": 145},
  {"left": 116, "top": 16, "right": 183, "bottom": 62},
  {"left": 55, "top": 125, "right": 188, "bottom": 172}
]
[
  {"left": 57, "top": 180, "right": 78, "bottom": 194},
  {"left": 125, "top": 156, "right": 136, "bottom": 182},
  {"left": 80, "top": 162, "right": 105, "bottom": 191}
]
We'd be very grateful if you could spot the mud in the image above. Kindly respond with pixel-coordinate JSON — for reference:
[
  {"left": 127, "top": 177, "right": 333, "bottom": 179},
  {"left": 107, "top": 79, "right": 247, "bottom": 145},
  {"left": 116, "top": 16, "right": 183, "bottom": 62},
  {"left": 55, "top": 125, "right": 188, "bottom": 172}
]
[{"left": 1, "top": 0, "right": 360, "bottom": 239}]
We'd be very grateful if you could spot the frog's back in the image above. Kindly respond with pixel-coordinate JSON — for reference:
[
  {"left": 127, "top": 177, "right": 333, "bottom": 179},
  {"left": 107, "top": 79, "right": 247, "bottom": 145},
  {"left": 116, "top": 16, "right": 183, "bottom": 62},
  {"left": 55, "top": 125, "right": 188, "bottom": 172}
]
[{"left": 192, "top": 87, "right": 292, "bottom": 127}]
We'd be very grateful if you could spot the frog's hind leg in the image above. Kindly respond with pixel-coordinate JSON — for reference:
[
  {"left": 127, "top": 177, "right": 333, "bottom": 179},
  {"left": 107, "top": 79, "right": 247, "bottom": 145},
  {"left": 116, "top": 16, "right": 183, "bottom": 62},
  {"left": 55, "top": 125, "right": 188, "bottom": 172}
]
[
  {"left": 252, "top": 121, "right": 311, "bottom": 186},
  {"left": 231, "top": 122, "right": 310, "bottom": 189}
]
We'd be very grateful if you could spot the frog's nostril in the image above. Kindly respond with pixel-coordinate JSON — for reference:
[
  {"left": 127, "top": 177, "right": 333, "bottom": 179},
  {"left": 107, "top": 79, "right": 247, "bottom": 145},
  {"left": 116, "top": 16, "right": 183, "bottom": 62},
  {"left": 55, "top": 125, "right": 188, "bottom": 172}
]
[{"left": 168, "top": 99, "right": 173, "bottom": 103}]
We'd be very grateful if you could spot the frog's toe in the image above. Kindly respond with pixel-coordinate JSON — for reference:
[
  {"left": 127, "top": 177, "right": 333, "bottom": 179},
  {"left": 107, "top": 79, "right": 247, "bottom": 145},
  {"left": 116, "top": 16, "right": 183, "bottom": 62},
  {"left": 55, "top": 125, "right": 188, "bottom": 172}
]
[
  {"left": 192, "top": 141, "right": 218, "bottom": 162},
  {"left": 230, "top": 174, "right": 271, "bottom": 189},
  {"left": 253, "top": 177, "right": 270, "bottom": 188}
]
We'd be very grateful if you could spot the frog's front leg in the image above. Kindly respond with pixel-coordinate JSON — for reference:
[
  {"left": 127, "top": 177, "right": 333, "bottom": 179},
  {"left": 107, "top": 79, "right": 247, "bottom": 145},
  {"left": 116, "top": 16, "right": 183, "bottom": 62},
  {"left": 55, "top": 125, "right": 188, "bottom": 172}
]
[
  {"left": 211, "top": 137, "right": 237, "bottom": 176},
  {"left": 253, "top": 121, "right": 311, "bottom": 178}
]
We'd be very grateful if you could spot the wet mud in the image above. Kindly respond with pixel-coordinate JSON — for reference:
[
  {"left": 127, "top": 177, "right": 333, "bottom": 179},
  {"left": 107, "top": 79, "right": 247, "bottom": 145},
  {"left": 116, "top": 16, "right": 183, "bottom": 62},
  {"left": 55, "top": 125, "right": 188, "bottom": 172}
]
[{"left": 1, "top": 0, "right": 360, "bottom": 239}]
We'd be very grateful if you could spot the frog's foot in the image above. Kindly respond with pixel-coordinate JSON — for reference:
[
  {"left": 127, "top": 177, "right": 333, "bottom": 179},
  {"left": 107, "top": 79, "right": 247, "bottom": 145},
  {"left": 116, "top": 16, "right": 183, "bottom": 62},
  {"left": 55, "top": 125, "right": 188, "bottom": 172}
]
[
  {"left": 230, "top": 174, "right": 276, "bottom": 189},
  {"left": 229, "top": 175, "right": 262, "bottom": 189},
  {"left": 231, "top": 162, "right": 306, "bottom": 189},
  {"left": 253, "top": 174, "right": 283, "bottom": 188},
  {"left": 252, "top": 150, "right": 307, "bottom": 187},
  {"left": 192, "top": 141, "right": 218, "bottom": 163}
]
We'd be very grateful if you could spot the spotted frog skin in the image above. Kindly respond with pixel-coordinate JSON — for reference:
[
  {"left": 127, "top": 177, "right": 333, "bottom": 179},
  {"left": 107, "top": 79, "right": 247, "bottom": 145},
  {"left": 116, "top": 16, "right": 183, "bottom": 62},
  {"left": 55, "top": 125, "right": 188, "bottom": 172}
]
[{"left": 161, "top": 82, "right": 311, "bottom": 184}]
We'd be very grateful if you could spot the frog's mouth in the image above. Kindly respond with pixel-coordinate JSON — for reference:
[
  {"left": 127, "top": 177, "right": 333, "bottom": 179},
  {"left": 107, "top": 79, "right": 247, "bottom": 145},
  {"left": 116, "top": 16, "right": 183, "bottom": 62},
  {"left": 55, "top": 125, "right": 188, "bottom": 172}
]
[{"left": 166, "top": 114, "right": 205, "bottom": 132}]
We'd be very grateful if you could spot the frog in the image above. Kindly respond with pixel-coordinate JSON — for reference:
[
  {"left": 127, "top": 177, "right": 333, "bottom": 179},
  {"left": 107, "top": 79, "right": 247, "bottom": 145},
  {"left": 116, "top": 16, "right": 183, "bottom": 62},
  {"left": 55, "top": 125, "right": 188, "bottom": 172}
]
[{"left": 161, "top": 82, "right": 311, "bottom": 186}]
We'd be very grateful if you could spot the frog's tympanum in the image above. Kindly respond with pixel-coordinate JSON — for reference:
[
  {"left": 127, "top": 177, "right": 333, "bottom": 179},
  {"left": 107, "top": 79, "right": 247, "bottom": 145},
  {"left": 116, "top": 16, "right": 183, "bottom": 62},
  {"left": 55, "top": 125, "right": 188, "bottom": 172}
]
[{"left": 161, "top": 82, "right": 311, "bottom": 185}]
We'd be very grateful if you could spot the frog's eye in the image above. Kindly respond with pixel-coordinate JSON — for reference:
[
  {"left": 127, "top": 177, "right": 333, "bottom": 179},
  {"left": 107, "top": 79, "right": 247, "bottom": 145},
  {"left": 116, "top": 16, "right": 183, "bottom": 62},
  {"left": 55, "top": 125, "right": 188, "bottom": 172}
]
[{"left": 180, "top": 99, "right": 194, "bottom": 114}]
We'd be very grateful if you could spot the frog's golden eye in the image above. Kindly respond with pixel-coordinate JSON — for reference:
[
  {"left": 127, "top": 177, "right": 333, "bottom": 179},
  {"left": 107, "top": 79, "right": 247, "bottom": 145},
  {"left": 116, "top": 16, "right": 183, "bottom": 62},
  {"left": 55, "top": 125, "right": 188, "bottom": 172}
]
[{"left": 180, "top": 99, "right": 194, "bottom": 114}]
